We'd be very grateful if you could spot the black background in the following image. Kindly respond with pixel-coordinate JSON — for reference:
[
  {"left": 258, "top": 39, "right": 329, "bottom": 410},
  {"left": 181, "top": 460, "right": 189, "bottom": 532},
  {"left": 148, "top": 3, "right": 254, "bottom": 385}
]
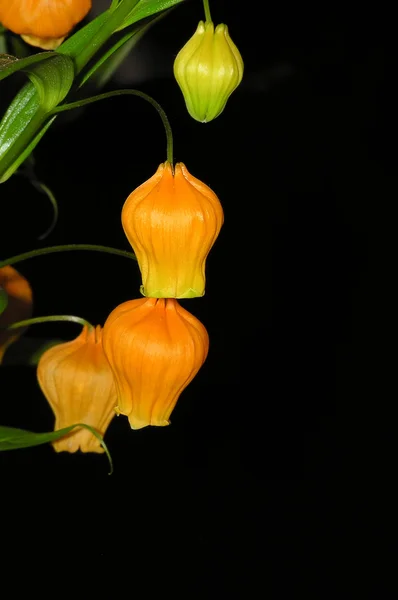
[{"left": 0, "top": 0, "right": 388, "bottom": 593}]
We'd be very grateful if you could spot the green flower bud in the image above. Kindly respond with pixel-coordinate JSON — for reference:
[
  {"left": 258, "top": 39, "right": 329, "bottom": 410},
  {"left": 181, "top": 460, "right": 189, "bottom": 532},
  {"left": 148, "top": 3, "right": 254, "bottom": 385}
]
[{"left": 173, "top": 20, "right": 244, "bottom": 123}]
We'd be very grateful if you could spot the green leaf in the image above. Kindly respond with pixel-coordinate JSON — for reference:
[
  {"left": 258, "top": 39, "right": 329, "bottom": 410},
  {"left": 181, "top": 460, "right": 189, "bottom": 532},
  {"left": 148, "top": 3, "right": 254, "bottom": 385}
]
[
  {"left": 0, "top": 51, "right": 57, "bottom": 82},
  {"left": 0, "top": 54, "right": 72, "bottom": 182},
  {"left": 0, "top": 83, "right": 44, "bottom": 183},
  {"left": 79, "top": 18, "right": 154, "bottom": 88},
  {"left": 117, "top": 0, "right": 186, "bottom": 30},
  {"left": 57, "top": 0, "right": 183, "bottom": 78},
  {"left": 0, "top": 285, "right": 8, "bottom": 315},
  {"left": 0, "top": 31, "right": 7, "bottom": 54},
  {"left": 3, "top": 116, "right": 56, "bottom": 183},
  {"left": 0, "top": 81, "right": 56, "bottom": 183},
  {"left": 0, "top": 424, "right": 113, "bottom": 474},
  {"left": 58, "top": 1, "right": 141, "bottom": 74},
  {"left": 25, "top": 54, "right": 75, "bottom": 111},
  {"left": 57, "top": 10, "right": 111, "bottom": 65}
]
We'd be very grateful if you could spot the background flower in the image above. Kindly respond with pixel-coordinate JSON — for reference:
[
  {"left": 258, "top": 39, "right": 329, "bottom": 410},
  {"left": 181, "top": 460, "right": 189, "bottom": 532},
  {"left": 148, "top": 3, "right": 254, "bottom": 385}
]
[
  {"left": 37, "top": 325, "right": 117, "bottom": 453},
  {"left": 0, "top": 0, "right": 92, "bottom": 49},
  {"left": 0, "top": 266, "right": 33, "bottom": 364}
]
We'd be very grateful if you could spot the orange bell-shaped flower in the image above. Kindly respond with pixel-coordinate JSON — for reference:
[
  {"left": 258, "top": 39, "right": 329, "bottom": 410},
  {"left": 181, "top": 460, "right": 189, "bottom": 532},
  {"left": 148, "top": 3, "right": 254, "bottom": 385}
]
[
  {"left": 102, "top": 298, "right": 209, "bottom": 430},
  {"left": 122, "top": 161, "right": 224, "bottom": 299},
  {"left": 0, "top": 265, "right": 33, "bottom": 364},
  {"left": 37, "top": 325, "right": 117, "bottom": 453},
  {"left": 0, "top": 0, "right": 92, "bottom": 49}
]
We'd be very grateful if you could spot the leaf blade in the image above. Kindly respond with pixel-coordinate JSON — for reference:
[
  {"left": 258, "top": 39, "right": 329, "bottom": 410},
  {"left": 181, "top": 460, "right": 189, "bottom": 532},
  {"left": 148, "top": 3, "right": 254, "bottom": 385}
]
[
  {"left": 117, "top": 0, "right": 186, "bottom": 30},
  {"left": 0, "top": 424, "right": 113, "bottom": 473},
  {"left": 0, "top": 52, "right": 56, "bottom": 82},
  {"left": 0, "top": 286, "right": 8, "bottom": 315}
]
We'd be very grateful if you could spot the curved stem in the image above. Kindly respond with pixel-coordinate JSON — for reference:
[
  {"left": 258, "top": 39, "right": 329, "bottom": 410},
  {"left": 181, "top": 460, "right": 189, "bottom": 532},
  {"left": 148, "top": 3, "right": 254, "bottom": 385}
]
[
  {"left": 50, "top": 89, "right": 174, "bottom": 165},
  {"left": 203, "top": 0, "right": 212, "bottom": 22},
  {"left": 0, "top": 244, "right": 136, "bottom": 269},
  {"left": 15, "top": 163, "right": 59, "bottom": 240},
  {"left": 5, "top": 315, "right": 93, "bottom": 331},
  {"left": 34, "top": 180, "right": 59, "bottom": 240}
]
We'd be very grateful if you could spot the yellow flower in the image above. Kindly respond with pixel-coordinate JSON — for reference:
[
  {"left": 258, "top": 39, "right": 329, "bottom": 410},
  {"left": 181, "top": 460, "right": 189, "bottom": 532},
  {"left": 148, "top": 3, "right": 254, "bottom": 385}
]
[
  {"left": 0, "top": 0, "right": 92, "bottom": 50},
  {"left": 102, "top": 298, "right": 209, "bottom": 430},
  {"left": 0, "top": 266, "right": 33, "bottom": 364},
  {"left": 174, "top": 20, "right": 244, "bottom": 122},
  {"left": 122, "top": 161, "right": 224, "bottom": 299},
  {"left": 37, "top": 325, "right": 117, "bottom": 453}
]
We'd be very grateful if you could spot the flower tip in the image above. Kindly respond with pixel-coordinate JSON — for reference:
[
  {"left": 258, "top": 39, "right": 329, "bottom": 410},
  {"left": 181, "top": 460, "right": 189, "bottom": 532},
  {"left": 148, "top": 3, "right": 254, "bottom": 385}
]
[
  {"left": 21, "top": 34, "right": 65, "bottom": 50},
  {"left": 128, "top": 415, "right": 170, "bottom": 430}
]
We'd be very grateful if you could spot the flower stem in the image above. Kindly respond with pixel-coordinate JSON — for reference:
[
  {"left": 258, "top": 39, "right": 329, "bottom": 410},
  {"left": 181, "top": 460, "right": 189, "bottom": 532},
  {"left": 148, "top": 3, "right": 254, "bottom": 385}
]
[
  {"left": 0, "top": 244, "right": 136, "bottom": 269},
  {"left": 5, "top": 315, "right": 93, "bottom": 331},
  {"left": 50, "top": 89, "right": 174, "bottom": 165},
  {"left": 203, "top": 0, "right": 212, "bottom": 22},
  {"left": 15, "top": 161, "right": 59, "bottom": 241}
]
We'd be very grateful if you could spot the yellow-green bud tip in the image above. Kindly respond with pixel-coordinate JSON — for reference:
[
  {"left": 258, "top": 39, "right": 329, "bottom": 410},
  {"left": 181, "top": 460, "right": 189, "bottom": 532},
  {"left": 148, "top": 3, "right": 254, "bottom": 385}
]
[{"left": 173, "top": 20, "right": 244, "bottom": 123}]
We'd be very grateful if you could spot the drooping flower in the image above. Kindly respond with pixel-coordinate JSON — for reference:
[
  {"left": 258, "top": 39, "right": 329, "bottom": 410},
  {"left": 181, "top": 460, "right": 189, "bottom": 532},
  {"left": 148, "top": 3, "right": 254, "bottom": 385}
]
[
  {"left": 173, "top": 20, "right": 244, "bottom": 122},
  {"left": 102, "top": 297, "right": 209, "bottom": 430},
  {"left": 37, "top": 325, "right": 117, "bottom": 453},
  {"left": 0, "top": 265, "right": 33, "bottom": 364},
  {"left": 122, "top": 161, "right": 224, "bottom": 299},
  {"left": 0, "top": 0, "right": 92, "bottom": 50}
]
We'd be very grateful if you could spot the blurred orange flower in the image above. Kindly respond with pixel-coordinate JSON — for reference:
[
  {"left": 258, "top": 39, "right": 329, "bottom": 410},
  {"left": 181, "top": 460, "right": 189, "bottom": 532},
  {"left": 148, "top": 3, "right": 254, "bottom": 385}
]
[
  {"left": 37, "top": 325, "right": 117, "bottom": 453},
  {"left": 122, "top": 161, "right": 224, "bottom": 299},
  {"left": 102, "top": 297, "right": 209, "bottom": 430},
  {"left": 0, "top": 0, "right": 92, "bottom": 49},
  {"left": 0, "top": 265, "right": 33, "bottom": 364}
]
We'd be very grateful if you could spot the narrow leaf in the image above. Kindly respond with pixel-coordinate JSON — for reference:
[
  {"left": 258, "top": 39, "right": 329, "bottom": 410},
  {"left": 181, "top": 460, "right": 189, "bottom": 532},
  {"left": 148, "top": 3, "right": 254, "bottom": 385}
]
[
  {"left": 0, "top": 424, "right": 113, "bottom": 473},
  {"left": 0, "top": 286, "right": 8, "bottom": 315},
  {"left": 25, "top": 54, "right": 75, "bottom": 111},
  {"left": 79, "top": 21, "right": 148, "bottom": 88},
  {"left": 0, "top": 108, "right": 56, "bottom": 183},
  {"left": 0, "top": 83, "right": 44, "bottom": 183},
  {"left": 0, "top": 51, "right": 56, "bottom": 82},
  {"left": 58, "top": 1, "right": 141, "bottom": 74},
  {"left": 57, "top": 11, "right": 111, "bottom": 62},
  {"left": 0, "top": 34, "right": 8, "bottom": 54},
  {"left": 0, "top": 69, "right": 62, "bottom": 183},
  {"left": 117, "top": 0, "right": 186, "bottom": 30}
]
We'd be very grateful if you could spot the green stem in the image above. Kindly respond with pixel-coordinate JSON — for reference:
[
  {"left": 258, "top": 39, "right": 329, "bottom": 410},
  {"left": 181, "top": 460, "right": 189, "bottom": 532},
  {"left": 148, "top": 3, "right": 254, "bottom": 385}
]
[
  {"left": 50, "top": 89, "right": 174, "bottom": 165},
  {"left": 6, "top": 315, "right": 93, "bottom": 331},
  {"left": 0, "top": 244, "right": 136, "bottom": 269},
  {"left": 203, "top": 0, "right": 212, "bottom": 22},
  {"left": 15, "top": 162, "right": 59, "bottom": 241},
  {"left": 34, "top": 181, "right": 59, "bottom": 240}
]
